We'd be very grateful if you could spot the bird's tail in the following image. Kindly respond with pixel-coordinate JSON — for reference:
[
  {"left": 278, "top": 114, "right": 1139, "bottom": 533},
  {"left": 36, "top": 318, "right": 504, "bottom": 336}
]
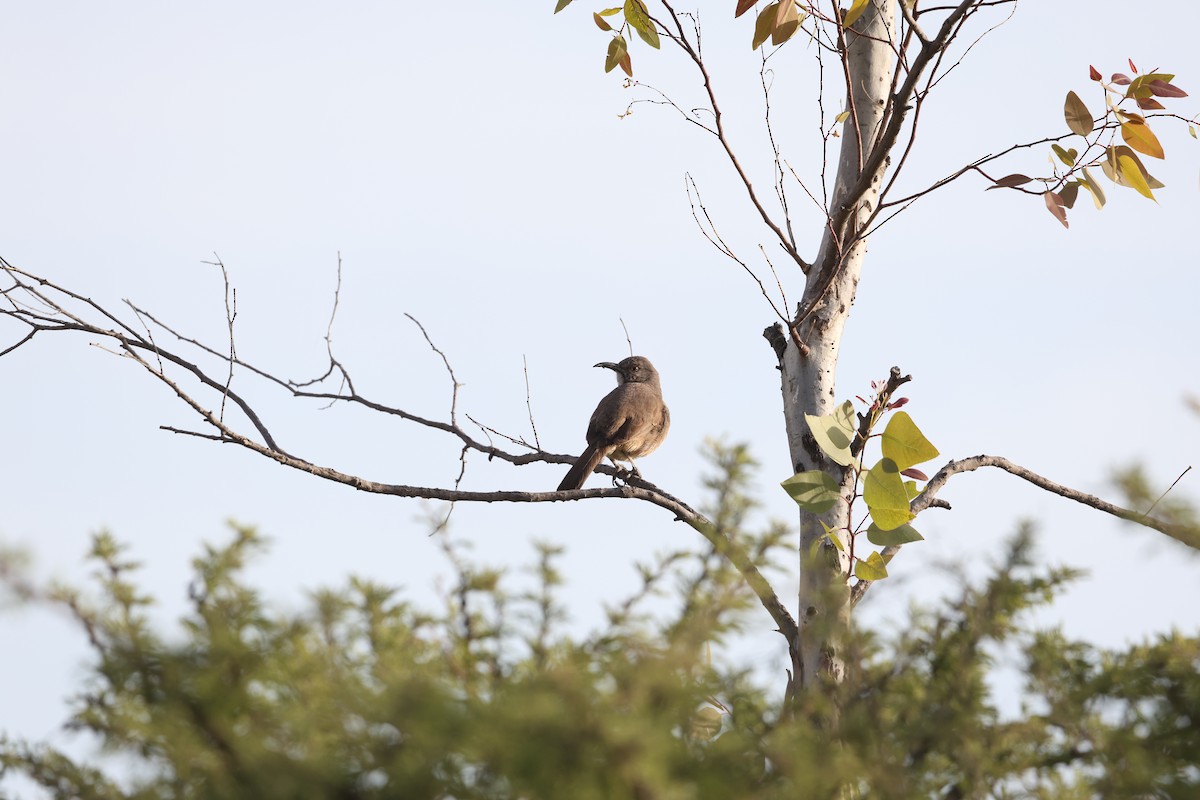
[{"left": 557, "top": 445, "right": 608, "bottom": 491}]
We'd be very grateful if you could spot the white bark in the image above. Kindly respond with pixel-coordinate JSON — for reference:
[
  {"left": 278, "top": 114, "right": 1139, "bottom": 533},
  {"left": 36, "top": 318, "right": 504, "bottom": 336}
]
[{"left": 782, "top": 0, "right": 896, "bottom": 690}]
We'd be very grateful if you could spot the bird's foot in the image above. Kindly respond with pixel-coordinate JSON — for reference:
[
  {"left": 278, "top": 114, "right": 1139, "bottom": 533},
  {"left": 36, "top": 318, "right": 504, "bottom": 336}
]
[{"left": 610, "top": 463, "right": 642, "bottom": 485}]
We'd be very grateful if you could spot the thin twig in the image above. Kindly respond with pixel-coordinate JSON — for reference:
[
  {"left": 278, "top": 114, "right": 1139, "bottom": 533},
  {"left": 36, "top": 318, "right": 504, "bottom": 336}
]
[
  {"left": 619, "top": 318, "right": 634, "bottom": 357},
  {"left": 522, "top": 355, "right": 541, "bottom": 450},
  {"left": 405, "top": 313, "right": 461, "bottom": 427},
  {"left": 201, "top": 254, "right": 237, "bottom": 423},
  {"left": 1141, "top": 466, "right": 1192, "bottom": 521}
]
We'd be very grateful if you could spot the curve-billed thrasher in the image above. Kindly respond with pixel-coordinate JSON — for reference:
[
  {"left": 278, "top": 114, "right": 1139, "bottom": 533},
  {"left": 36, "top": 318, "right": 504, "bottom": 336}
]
[{"left": 557, "top": 355, "right": 670, "bottom": 491}]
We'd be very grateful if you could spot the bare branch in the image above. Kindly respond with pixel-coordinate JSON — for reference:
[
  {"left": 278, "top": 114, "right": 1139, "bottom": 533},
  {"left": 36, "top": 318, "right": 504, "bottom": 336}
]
[
  {"left": 619, "top": 317, "right": 634, "bottom": 357},
  {"left": 899, "top": 0, "right": 932, "bottom": 45},
  {"left": 522, "top": 355, "right": 541, "bottom": 451},
  {"left": 404, "top": 313, "right": 462, "bottom": 427},
  {"left": 653, "top": 1, "right": 810, "bottom": 272},
  {"left": 0, "top": 328, "right": 37, "bottom": 358},
  {"left": 912, "top": 455, "right": 1200, "bottom": 550},
  {"left": 1, "top": 259, "right": 798, "bottom": 642},
  {"left": 200, "top": 254, "right": 238, "bottom": 423},
  {"left": 1142, "top": 466, "right": 1192, "bottom": 520},
  {"left": 685, "top": 174, "right": 790, "bottom": 327}
]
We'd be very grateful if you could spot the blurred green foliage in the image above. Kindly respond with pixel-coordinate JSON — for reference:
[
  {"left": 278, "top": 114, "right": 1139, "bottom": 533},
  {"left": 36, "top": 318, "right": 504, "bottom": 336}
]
[{"left": 2, "top": 443, "right": 1197, "bottom": 799}]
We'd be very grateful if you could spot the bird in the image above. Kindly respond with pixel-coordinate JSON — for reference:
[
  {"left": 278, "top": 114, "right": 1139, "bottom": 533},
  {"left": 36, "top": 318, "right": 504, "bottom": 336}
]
[{"left": 557, "top": 355, "right": 670, "bottom": 491}]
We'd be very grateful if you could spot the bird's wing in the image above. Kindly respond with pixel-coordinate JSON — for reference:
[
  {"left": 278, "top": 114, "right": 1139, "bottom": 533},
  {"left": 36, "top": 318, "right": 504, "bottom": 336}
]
[{"left": 586, "top": 384, "right": 647, "bottom": 446}]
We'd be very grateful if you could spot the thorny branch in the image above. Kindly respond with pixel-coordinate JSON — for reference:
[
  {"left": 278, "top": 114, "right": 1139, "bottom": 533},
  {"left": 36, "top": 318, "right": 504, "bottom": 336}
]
[{"left": 0, "top": 257, "right": 799, "bottom": 645}]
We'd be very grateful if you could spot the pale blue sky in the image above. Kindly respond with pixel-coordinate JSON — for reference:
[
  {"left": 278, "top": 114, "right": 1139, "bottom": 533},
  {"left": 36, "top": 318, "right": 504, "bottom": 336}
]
[{"left": 2, "top": 2, "right": 1198, "bottom": 791}]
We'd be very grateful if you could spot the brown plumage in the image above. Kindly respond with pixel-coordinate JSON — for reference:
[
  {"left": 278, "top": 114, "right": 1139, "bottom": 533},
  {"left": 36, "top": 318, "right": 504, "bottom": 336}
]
[{"left": 557, "top": 356, "right": 670, "bottom": 491}]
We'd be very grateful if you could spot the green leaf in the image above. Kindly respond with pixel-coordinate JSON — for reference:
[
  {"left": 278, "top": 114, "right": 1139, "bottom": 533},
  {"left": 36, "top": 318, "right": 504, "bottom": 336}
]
[
  {"left": 804, "top": 400, "right": 857, "bottom": 467},
  {"left": 866, "top": 522, "right": 924, "bottom": 547},
  {"left": 782, "top": 470, "right": 842, "bottom": 514},
  {"left": 843, "top": 0, "right": 870, "bottom": 28},
  {"left": 605, "top": 35, "right": 628, "bottom": 74},
  {"left": 854, "top": 551, "right": 888, "bottom": 581},
  {"left": 880, "top": 411, "right": 939, "bottom": 470},
  {"left": 624, "top": 0, "right": 660, "bottom": 49},
  {"left": 1064, "top": 91, "right": 1092, "bottom": 136},
  {"left": 1051, "top": 144, "right": 1076, "bottom": 167},
  {"left": 823, "top": 524, "right": 846, "bottom": 552},
  {"left": 1126, "top": 72, "right": 1176, "bottom": 100},
  {"left": 752, "top": 1, "right": 778, "bottom": 49},
  {"left": 554, "top": 0, "right": 574, "bottom": 12},
  {"left": 598, "top": 6, "right": 623, "bottom": 15},
  {"left": 863, "top": 459, "right": 914, "bottom": 531}
]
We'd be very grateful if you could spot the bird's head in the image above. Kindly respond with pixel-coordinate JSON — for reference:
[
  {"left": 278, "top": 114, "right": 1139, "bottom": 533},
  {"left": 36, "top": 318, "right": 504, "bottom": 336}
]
[{"left": 595, "top": 355, "right": 659, "bottom": 386}]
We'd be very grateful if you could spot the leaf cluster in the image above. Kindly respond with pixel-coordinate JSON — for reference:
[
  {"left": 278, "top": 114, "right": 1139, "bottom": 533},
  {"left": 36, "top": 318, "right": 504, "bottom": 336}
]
[
  {"left": 994, "top": 61, "right": 1194, "bottom": 227},
  {"left": 782, "top": 378, "right": 938, "bottom": 582}
]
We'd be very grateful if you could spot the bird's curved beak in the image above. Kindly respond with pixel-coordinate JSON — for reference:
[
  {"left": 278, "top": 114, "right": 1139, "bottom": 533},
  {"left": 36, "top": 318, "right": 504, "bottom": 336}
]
[{"left": 593, "top": 362, "right": 620, "bottom": 371}]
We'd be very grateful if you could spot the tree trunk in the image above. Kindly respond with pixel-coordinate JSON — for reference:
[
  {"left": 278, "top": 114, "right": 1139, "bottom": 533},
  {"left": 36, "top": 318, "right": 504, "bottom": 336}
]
[{"left": 781, "top": 0, "right": 896, "bottom": 692}]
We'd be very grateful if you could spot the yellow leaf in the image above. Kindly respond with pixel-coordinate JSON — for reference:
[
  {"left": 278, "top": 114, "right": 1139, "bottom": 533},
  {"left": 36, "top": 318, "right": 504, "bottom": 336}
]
[
  {"left": 1079, "top": 167, "right": 1106, "bottom": 209},
  {"left": 1064, "top": 91, "right": 1092, "bottom": 137},
  {"left": 752, "top": 2, "right": 778, "bottom": 49},
  {"left": 772, "top": 1, "right": 803, "bottom": 45},
  {"left": 843, "top": 0, "right": 870, "bottom": 28},
  {"left": 1102, "top": 146, "right": 1164, "bottom": 190},
  {"left": 1121, "top": 120, "right": 1165, "bottom": 159},
  {"left": 1118, "top": 154, "right": 1156, "bottom": 200}
]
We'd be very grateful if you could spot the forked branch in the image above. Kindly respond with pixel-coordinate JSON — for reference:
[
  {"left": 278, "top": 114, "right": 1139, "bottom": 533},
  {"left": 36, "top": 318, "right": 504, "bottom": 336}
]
[
  {"left": 0, "top": 257, "right": 798, "bottom": 644},
  {"left": 852, "top": 452, "right": 1198, "bottom": 605}
]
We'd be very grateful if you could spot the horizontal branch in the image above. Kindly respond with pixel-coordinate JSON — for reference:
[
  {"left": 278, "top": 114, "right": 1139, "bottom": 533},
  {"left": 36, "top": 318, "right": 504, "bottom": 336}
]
[
  {"left": 912, "top": 454, "right": 1199, "bottom": 550},
  {"left": 1, "top": 257, "right": 799, "bottom": 644},
  {"left": 164, "top": 420, "right": 798, "bottom": 643},
  {"left": 852, "top": 451, "right": 1198, "bottom": 606}
]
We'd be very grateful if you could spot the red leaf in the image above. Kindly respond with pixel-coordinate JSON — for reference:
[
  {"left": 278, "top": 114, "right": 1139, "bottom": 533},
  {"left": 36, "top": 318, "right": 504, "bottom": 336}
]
[
  {"left": 889, "top": 397, "right": 909, "bottom": 409},
  {"left": 1089, "top": 64, "right": 1102, "bottom": 81},
  {"left": 1111, "top": 73, "right": 1132, "bottom": 86},
  {"left": 1148, "top": 79, "right": 1188, "bottom": 98},
  {"left": 1136, "top": 97, "right": 1166, "bottom": 111},
  {"left": 619, "top": 51, "right": 632, "bottom": 77},
  {"left": 1043, "top": 191, "right": 1069, "bottom": 228},
  {"left": 1128, "top": 58, "right": 1138, "bottom": 73},
  {"left": 987, "top": 173, "right": 1033, "bottom": 190},
  {"left": 735, "top": 0, "right": 757, "bottom": 17},
  {"left": 900, "top": 468, "right": 928, "bottom": 481}
]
